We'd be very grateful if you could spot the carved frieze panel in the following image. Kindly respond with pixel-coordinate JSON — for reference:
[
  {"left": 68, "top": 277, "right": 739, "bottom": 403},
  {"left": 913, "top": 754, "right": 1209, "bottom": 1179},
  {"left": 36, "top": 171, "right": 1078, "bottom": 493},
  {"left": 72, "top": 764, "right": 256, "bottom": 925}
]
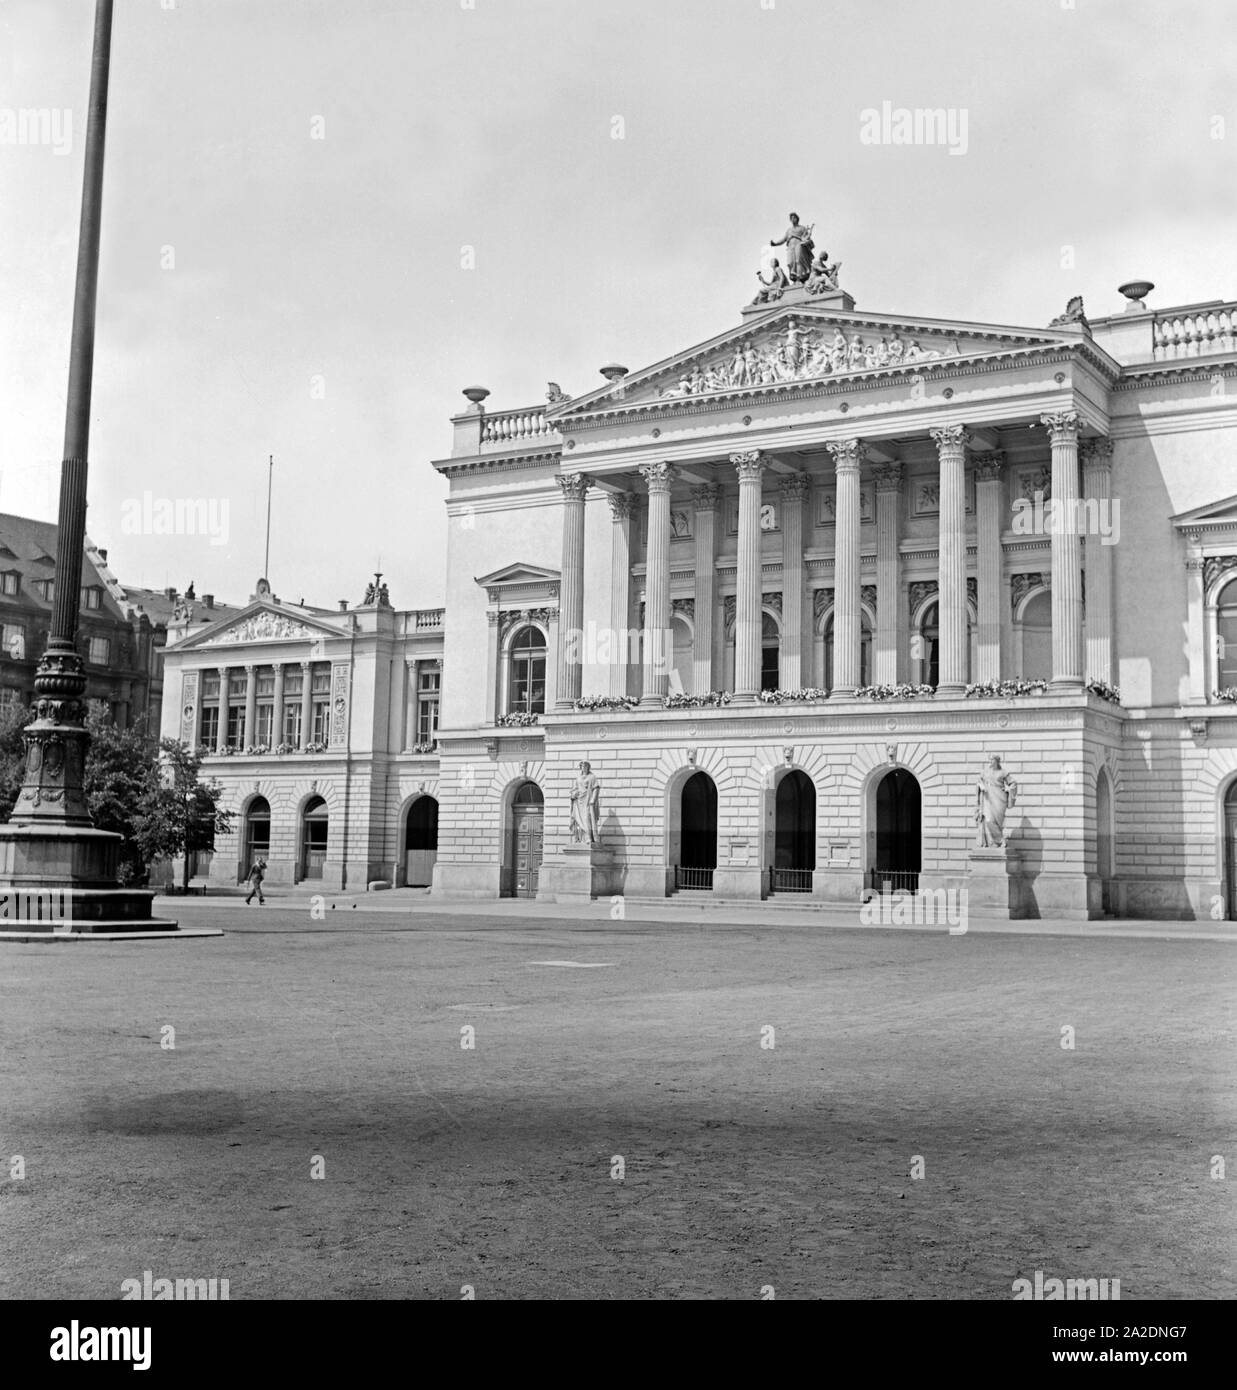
[
  {"left": 330, "top": 663, "right": 349, "bottom": 748},
  {"left": 816, "top": 487, "right": 874, "bottom": 527},
  {"left": 180, "top": 670, "right": 199, "bottom": 747}
]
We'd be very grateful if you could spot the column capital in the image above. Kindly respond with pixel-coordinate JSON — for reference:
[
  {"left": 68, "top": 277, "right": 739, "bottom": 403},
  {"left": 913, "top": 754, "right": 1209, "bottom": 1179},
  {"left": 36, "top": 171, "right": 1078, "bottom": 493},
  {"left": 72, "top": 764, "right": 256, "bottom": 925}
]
[
  {"left": 1079, "top": 436, "right": 1114, "bottom": 469},
  {"left": 557, "top": 473, "right": 591, "bottom": 501},
  {"left": 300, "top": 660, "right": 311, "bottom": 671},
  {"left": 779, "top": 472, "right": 811, "bottom": 502},
  {"left": 730, "top": 450, "right": 766, "bottom": 483},
  {"left": 826, "top": 438, "right": 862, "bottom": 469},
  {"left": 608, "top": 491, "right": 636, "bottom": 521},
  {"left": 639, "top": 461, "right": 673, "bottom": 493},
  {"left": 929, "top": 424, "right": 971, "bottom": 455},
  {"left": 1039, "top": 410, "right": 1080, "bottom": 444},
  {"left": 973, "top": 451, "right": 1005, "bottom": 481},
  {"left": 690, "top": 482, "right": 722, "bottom": 510},
  {"left": 244, "top": 663, "right": 256, "bottom": 674},
  {"left": 873, "top": 461, "right": 904, "bottom": 493}
]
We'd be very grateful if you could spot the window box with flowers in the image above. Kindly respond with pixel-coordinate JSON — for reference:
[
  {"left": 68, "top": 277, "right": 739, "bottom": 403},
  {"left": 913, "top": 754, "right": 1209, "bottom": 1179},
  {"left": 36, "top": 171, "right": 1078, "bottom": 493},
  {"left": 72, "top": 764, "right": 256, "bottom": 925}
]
[
  {"left": 572, "top": 695, "right": 641, "bottom": 711},
  {"left": 243, "top": 744, "right": 272, "bottom": 756},
  {"left": 1086, "top": 679, "right": 1121, "bottom": 705},
  {"left": 1214, "top": 687, "right": 1237, "bottom": 703},
  {"left": 496, "top": 712, "right": 540, "bottom": 727},
  {"left": 410, "top": 742, "right": 438, "bottom": 754},
  {"left": 757, "top": 688, "right": 830, "bottom": 705},
  {"left": 855, "top": 684, "right": 937, "bottom": 701},
  {"left": 304, "top": 741, "right": 329, "bottom": 753},
  {"left": 665, "top": 691, "right": 732, "bottom": 709},
  {"left": 273, "top": 742, "right": 297, "bottom": 755},
  {"left": 965, "top": 679, "right": 1048, "bottom": 699}
]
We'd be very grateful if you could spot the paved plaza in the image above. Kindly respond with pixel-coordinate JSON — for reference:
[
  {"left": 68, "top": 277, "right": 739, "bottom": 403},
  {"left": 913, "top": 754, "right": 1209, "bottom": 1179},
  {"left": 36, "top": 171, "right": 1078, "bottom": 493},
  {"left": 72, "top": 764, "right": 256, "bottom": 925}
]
[{"left": 2, "top": 903, "right": 1234, "bottom": 1300}]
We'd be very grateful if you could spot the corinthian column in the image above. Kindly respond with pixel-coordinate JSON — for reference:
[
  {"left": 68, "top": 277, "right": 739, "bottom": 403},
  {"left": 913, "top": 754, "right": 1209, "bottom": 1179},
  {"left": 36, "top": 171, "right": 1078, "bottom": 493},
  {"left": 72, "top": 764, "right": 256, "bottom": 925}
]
[
  {"left": 779, "top": 474, "right": 809, "bottom": 690},
  {"left": 973, "top": 452, "right": 1004, "bottom": 682},
  {"left": 243, "top": 664, "right": 257, "bottom": 750},
  {"left": 873, "top": 462, "right": 902, "bottom": 684},
  {"left": 930, "top": 425, "right": 970, "bottom": 694},
  {"left": 731, "top": 451, "right": 766, "bottom": 702},
  {"left": 216, "top": 665, "right": 230, "bottom": 753},
  {"left": 1080, "top": 437, "right": 1114, "bottom": 686},
  {"left": 691, "top": 484, "right": 721, "bottom": 695},
  {"left": 607, "top": 492, "right": 635, "bottom": 697},
  {"left": 555, "top": 473, "right": 590, "bottom": 709},
  {"left": 640, "top": 462, "right": 672, "bottom": 705},
  {"left": 827, "top": 439, "right": 862, "bottom": 696},
  {"left": 1041, "top": 411, "right": 1084, "bottom": 689}
]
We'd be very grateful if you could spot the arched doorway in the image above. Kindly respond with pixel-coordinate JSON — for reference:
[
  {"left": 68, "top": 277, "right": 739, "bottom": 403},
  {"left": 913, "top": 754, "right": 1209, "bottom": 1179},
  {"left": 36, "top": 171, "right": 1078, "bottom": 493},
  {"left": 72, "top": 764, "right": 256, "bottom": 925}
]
[
  {"left": 1019, "top": 590, "right": 1052, "bottom": 682},
  {"left": 509, "top": 782, "right": 543, "bottom": 898},
  {"left": 1225, "top": 781, "right": 1237, "bottom": 921},
  {"left": 872, "top": 768, "right": 921, "bottom": 891},
  {"left": 1096, "top": 770, "right": 1114, "bottom": 914},
  {"left": 772, "top": 770, "right": 815, "bottom": 892},
  {"left": 300, "top": 796, "right": 328, "bottom": 881},
  {"left": 405, "top": 796, "right": 438, "bottom": 887},
  {"left": 241, "top": 796, "right": 270, "bottom": 882},
  {"left": 676, "top": 771, "right": 717, "bottom": 890}
]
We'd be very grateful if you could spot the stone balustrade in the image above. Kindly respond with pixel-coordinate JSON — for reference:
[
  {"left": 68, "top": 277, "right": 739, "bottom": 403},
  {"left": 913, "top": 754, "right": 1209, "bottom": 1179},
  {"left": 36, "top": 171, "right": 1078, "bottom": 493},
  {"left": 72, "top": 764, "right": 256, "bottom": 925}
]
[
  {"left": 480, "top": 406, "right": 557, "bottom": 443},
  {"left": 1152, "top": 305, "right": 1237, "bottom": 360},
  {"left": 414, "top": 608, "right": 444, "bottom": 630}
]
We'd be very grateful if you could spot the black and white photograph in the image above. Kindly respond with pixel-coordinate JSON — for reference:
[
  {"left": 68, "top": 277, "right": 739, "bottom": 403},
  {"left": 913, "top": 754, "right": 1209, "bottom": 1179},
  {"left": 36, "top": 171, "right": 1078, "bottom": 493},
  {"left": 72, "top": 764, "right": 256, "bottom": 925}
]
[{"left": 1, "top": 0, "right": 1234, "bottom": 1353}]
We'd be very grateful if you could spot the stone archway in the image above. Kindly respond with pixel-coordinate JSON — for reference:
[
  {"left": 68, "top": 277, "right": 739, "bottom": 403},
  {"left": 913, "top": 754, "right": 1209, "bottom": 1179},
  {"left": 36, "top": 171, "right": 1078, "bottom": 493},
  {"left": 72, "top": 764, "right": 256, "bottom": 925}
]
[
  {"left": 1225, "top": 780, "right": 1237, "bottom": 921},
  {"left": 771, "top": 769, "right": 815, "bottom": 892},
  {"left": 871, "top": 767, "right": 921, "bottom": 891},
  {"left": 672, "top": 770, "right": 717, "bottom": 890},
  {"left": 404, "top": 795, "right": 439, "bottom": 887}
]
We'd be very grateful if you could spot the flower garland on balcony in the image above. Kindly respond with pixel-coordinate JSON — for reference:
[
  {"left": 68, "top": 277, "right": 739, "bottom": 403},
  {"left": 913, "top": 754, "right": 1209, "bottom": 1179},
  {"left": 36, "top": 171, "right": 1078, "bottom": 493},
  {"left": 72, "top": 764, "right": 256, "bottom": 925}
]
[
  {"left": 1214, "top": 687, "right": 1237, "bottom": 703},
  {"left": 665, "top": 691, "right": 732, "bottom": 709},
  {"left": 854, "top": 683, "right": 936, "bottom": 701},
  {"left": 410, "top": 742, "right": 438, "bottom": 754},
  {"left": 965, "top": 679, "right": 1047, "bottom": 699},
  {"left": 757, "top": 688, "right": 830, "bottom": 704},
  {"left": 1085, "top": 679, "right": 1122, "bottom": 704},
  {"left": 496, "top": 712, "right": 540, "bottom": 726},
  {"left": 572, "top": 695, "right": 641, "bottom": 711}
]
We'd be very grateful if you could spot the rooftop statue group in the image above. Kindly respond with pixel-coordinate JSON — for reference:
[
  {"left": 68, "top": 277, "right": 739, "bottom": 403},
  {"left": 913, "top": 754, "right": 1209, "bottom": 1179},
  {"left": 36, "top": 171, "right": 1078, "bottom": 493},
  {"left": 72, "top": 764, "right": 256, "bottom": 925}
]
[
  {"left": 658, "top": 319, "right": 949, "bottom": 399},
  {"left": 754, "top": 212, "right": 842, "bottom": 304}
]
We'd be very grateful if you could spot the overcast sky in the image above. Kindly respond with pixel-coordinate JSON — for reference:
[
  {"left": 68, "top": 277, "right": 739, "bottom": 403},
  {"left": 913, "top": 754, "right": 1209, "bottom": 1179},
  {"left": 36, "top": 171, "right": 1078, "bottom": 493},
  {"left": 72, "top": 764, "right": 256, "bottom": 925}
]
[{"left": 1, "top": 0, "right": 1233, "bottom": 609}]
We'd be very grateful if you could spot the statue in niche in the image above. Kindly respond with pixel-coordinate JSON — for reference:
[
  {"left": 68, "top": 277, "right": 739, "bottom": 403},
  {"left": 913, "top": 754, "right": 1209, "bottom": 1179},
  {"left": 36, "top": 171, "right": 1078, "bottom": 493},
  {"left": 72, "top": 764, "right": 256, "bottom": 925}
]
[
  {"left": 768, "top": 212, "right": 815, "bottom": 283},
  {"left": 752, "top": 259, "right": 788, "bottom": 306},
  {"left": 569, "top": 760, "right": 602, "bottom": 845},
  {"left": 975, "top": 755, "right": 1018, "bottom": 848}
]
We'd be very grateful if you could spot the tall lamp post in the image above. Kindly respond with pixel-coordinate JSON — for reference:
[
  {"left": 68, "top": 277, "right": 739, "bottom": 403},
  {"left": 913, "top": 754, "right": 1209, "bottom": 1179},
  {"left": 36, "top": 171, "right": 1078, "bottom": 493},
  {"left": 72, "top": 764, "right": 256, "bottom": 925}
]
[{"left": 0, "top": 0, "right": 174, "bottom": 933}]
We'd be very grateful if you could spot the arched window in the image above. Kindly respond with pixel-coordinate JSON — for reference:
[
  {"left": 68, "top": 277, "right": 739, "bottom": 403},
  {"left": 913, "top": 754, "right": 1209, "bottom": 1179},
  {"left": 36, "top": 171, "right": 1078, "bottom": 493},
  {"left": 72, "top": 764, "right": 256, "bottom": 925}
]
[
  {"left": 508, "top": 627, "right": 546, "bottom": 715},
  {"left": 916, "top": 601, "right": 974, "bottom": 686},
  {"left": 1018, "top": 590, "right": 1052, "bottom": 683},
  {"left": 761, "top": 612, "right": 780, "bottom": 691},
  {"left": 1217, "top": 578, "right": 1237, "bottom": 695},
  {"left": 824, "top": 613, "right": 873, "bottom": 690}
]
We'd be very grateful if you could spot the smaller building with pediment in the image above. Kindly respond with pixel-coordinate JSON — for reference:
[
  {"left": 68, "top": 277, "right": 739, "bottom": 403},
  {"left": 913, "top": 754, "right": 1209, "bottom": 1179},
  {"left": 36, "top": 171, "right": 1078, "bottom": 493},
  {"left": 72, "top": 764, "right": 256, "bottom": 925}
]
[{"left": 158, "top": 578, "right": 444, "bottom": 890}]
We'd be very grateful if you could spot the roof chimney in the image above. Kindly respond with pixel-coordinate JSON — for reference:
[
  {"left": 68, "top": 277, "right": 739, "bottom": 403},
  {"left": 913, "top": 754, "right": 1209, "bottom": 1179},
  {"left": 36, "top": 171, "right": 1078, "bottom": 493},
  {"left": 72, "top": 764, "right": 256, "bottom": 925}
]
[
  {"left": 97, "top": 548, "right": 107, "bottom": 564},
  {"left": 338, "top": 599, "right": 348, "bottom": 612},
  {"left": 204, "top": 594, "right": 214, "bottom": 609},
  {"left": 165, "top": 586, "right": 177, "bottom": 601}
]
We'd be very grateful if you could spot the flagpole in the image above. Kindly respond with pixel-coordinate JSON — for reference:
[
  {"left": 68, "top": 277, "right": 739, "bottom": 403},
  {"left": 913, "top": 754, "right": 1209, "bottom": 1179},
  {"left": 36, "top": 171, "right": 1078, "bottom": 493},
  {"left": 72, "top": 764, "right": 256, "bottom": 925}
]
[{"left": 264, "top": 454, "right": 273, "bottom": 580}]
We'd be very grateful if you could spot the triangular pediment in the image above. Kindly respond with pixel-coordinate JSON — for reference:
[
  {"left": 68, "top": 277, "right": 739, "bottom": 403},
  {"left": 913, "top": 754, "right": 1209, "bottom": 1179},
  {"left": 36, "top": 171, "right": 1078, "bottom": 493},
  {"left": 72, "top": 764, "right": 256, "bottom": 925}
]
[
  {"left": 550, "top": 303, "right": 1081, "bottom": 419},
  {"left": 1171, "top": 494, "right": 1237, "bottom": 531},
  {"left": 476, "top": 562, "right": 561, "bottom": 588},
  {"left": 175, "top": 601, "right": 345, "bottom": 650}
]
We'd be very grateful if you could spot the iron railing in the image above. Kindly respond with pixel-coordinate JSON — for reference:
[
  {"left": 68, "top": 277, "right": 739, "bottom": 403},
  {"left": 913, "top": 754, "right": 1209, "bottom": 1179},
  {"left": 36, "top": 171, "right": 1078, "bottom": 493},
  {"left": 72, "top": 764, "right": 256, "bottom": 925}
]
[
  {"left": 770, "top": 867, "right": 814, "bottom": 893},
  {"left": 866, "top": 868, "right": 920, "bottom": 894},
  {"left": 675, "top": 865, "right": 714, "bottom": 890}
]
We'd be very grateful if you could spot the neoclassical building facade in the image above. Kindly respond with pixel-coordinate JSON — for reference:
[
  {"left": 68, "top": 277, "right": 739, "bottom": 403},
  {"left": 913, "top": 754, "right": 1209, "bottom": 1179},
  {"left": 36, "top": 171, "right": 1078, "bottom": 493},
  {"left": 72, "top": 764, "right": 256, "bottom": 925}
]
[
  {"left": 159, "top": 582, "right": 444, "bottom": 891},
  {"left": 428, "top": 274, "right": 1237, "bottom": 920}
]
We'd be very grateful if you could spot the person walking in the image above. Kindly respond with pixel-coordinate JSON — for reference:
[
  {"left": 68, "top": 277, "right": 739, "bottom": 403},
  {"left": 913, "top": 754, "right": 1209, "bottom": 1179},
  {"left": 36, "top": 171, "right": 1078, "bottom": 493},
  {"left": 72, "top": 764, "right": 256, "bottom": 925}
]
[{"left": 244, "top": 857, "right": 267, "bottom": 905}]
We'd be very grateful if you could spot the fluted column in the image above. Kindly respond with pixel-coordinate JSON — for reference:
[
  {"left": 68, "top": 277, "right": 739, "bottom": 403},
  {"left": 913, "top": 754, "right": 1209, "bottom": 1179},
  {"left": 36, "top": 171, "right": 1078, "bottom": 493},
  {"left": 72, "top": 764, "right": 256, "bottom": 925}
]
[
  {"left": 874, "top": 462, "right": 902, "bottom": 684},
  {"left": 243, "top": 664, "right": 257, "bottom": 750},
  {"left": 779, "top": 474, "right": 809, "bottom": 690},
  {"left": 1081, "top": 437, "right": 1114, "bottom": 686},
  {"left": 216, "top": 666, "right": 229, "bottom": 753},
  {"left": 299, "top": 660, "right": 313, "bottom": 749},
  {"left": 273, "top": 663, "right": 286, "bottom": 750},
  {"left": 931, "top": 425, "right": 970, "bottom": 694},
  {"left": 691, "top": 484, "right": 721, "bottom": 695},
  {"left": 1041, "top": 411, "right": 1084, "bottom": 689},
  {"left": 555, "top": 473, "right": 590, "bottom": 709},
  {"left": 974, "top": 452, "right": 1004, "bottom": 682},
  {"left": 640, "top": 463, "right": 672, "bottom": 705},
  {"left": 827, "top": 439, "right": 862, "bottom": 696},
  {"left": 607, "top": 493, "right": 635, "bottom": 698},
  {"left": 403, "top": 658, "right": 417, "bottom": 749},
  {"left": 731, "top": 451, "right": 766, "bottom": 702}
]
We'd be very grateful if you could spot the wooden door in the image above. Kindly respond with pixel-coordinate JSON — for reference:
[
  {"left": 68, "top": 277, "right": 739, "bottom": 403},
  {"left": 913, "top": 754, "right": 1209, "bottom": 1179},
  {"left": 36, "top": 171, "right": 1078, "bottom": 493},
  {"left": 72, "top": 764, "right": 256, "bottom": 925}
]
[{"left": 512, "top": 806, "right": 543, "bottom": 898}]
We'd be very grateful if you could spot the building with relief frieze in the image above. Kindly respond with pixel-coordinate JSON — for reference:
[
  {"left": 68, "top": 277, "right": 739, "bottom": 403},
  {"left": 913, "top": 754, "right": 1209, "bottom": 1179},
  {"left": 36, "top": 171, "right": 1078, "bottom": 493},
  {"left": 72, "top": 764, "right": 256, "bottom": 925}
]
[
  {"left": 158, "top": 579, "right": 444, "bottom": 891},
  {"left": 428, "top": 271, "right": 1237, "bottom": 920}
]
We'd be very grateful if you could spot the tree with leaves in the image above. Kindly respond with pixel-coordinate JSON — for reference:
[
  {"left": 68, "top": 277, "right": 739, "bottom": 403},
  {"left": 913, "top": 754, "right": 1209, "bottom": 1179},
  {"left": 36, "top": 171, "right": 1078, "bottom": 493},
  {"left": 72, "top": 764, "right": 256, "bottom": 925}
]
[{"left": 134, "top": 740, "right": 235, "bottom": 893}]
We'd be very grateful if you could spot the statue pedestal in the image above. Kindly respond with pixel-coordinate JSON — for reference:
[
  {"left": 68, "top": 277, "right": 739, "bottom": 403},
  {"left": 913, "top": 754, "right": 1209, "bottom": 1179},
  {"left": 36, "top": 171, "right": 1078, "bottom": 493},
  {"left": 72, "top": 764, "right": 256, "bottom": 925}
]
[
  {"left": 537, "top": 843, "right": 618, "bottom": 903},
  {"left": 966, "top": 844, "right": 1029, "bottom": 920}
]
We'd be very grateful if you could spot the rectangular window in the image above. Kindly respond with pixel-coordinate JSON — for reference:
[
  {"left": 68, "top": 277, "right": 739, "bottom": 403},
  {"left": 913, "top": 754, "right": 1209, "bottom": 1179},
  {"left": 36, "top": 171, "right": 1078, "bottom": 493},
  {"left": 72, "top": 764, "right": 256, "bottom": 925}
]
[
  {"left": 310, "top": 663, "right": 331, "bottom": 745},
  {"left": 283, "top": 702, "right": 302, "bottom": 746},
  {"left": 2, "top": 572, "right": 19, "bottom": 595},
  {"left": 311, "top": 700, "right": 330, "bottom": 745},
  {"left": 199, "top": 705, "right": 220, "bottom": 747},
  {"left": 255, "top": 667, "right": 276, "bottom": 698},
  {"left": 228, "top": 674, "right": 247, "bottom": 699},
  {"left": 416, "top": 665, "right": 440, "bottom": 747},
  {"left": 88, "top": 636, "right": 110, "bottom": 666},
  {"left": 3, "top": 623, "right": 25, "bottom": 661},
  {"left": 0, "top": 686, "right": 20, "bottom": 706},
  {"left": 227, "top": 704, "right": 246, "bottom": 749},
  {"left": 283, "top": 668, "right": 304, "bottom": 699},
  {"left": 255, "top": 704, "right": 274, "bottom": 746},
  {"left": 80, "top": 586, "right": 101, "bottom": 610},
  {"left": 201, "top": 671, "right": 221, "bottom": 700}
]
